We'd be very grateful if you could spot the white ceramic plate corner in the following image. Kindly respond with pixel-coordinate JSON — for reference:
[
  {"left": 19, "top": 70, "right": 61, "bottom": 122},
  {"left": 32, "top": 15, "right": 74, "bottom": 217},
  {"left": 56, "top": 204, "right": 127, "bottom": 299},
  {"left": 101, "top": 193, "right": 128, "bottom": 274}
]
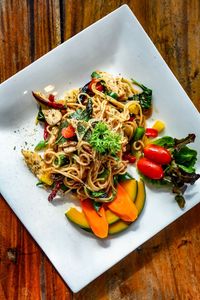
[{"left": 0, "top": 5, "right": 200, "bottom": 292}]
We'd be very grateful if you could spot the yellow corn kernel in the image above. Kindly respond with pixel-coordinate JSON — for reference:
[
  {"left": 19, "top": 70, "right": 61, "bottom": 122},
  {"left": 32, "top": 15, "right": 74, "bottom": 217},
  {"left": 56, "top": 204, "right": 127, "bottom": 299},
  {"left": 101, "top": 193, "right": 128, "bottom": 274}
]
[
  {"left": 128, "top": 103, "right": 139, "bottom": 114},
  {"left": 38, "top": 173, "right": 53, "bottom": 186},
  {"left": 152, "top": 120, "right": 165, "bottom": 133}
]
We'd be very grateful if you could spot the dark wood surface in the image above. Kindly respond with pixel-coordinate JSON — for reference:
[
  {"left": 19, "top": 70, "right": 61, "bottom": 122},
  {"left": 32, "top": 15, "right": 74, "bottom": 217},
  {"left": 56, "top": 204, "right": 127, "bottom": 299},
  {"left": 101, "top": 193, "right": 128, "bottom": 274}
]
[{"left": 0, "top": 1, "right": 200, "bottom": 299}]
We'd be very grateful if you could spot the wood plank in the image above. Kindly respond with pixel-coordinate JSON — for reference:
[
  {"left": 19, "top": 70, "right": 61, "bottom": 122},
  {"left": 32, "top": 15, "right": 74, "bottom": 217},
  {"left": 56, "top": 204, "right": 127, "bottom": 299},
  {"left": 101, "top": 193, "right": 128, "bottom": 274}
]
[{"left": 0, "top": 0, "right": 31, "bottom": 82}]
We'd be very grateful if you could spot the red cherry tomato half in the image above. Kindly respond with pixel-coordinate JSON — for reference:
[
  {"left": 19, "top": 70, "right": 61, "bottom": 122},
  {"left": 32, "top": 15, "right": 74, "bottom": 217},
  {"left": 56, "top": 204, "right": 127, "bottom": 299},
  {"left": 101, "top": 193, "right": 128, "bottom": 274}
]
[
  {"left": 88, "top": 79, "right": 104, "bottom": 92},
  {"left": 137, "top": 157, "right": 164, "bottom": 180},
  {"left": 145, "top": 128, "right": 158, "bottom": 138},
  {"left": 61, "top": 125, "right": 76, "bottom": 139},
  {"left": 143, "top": 144, "right": 171, "bottom": 165},
  {"left": 123, "top": 153, "right": 136, "bottom": 164}
]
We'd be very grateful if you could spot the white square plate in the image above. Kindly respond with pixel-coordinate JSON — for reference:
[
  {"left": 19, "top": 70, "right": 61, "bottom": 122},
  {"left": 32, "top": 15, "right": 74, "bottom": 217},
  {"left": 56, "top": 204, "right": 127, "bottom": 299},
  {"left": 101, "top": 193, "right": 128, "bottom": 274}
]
[{"left": 0, "top": 5, "right": 200, "bottom": 292}]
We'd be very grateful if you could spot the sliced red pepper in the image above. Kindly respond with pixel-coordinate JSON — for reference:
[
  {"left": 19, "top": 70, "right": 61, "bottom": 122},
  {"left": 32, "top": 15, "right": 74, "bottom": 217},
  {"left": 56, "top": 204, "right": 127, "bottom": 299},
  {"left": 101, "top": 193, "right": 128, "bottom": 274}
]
[
  {"left": 48, "top": 180, "right": 62, "bottom": 201},
  {"left": 88, "top": 79, "right": 104, "bottom": 92},
  {"left": 48, "top": 94, "right": 55, "bottom": 102},
  {"left": 123, "top": 153, "right": 136, "bottom": 164},
  {"left": 145, "top": 128, "right": 158, "bottom": 138},
  {"left": 43, "top": 122, "right": 49, "bottom": 140},
  {"left": 129, "top": 115, "right": 135, "bottom": 122},
  {"left": 61, "top": 125, "right": 76, "bottom": 139},
  {"left": 32, "top": 92, "right": 65, "bottom": 110}
]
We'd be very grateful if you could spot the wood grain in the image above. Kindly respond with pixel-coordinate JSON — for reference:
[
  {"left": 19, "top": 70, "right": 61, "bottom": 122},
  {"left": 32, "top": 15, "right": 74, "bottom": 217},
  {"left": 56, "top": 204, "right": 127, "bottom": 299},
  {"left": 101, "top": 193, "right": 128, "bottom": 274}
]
[{"left": 0, "top": 1, "right": 200, "bottom": 299}]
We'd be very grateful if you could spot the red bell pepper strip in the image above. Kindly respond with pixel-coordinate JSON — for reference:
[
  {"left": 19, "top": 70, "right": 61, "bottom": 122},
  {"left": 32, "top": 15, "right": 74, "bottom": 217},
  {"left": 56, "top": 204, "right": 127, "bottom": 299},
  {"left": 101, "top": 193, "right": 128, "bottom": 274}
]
[
  {"left": 123, "top": 153, "right": 136, "bottom": 164},
  {"left": 48, "top": 94, "right": 55, "bottom": 102},
  {"left": 88, "top": 79, "right": 104, "bottom": 92},
  {"left": 128, "top": 116, "right": 135, "bottom": 122},
  {"left": 43, "top": 122, "right": 49, "bottom": 140},
  {"left": 32, "top": 91, "right": 65, "bottom": 109},
  {"left": 48, "top": 181, "right": 62, "bottom": 202},
  {"left": 145, "top": 128, "right": 158, "bottom": 138}
]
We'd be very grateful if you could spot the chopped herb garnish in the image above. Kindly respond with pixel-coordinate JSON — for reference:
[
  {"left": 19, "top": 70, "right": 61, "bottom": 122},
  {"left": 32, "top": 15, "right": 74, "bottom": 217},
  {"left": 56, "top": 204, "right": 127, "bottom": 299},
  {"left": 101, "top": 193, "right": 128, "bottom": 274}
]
[{"left": 89, "top": 122, "right": 121, "bottom": 155}]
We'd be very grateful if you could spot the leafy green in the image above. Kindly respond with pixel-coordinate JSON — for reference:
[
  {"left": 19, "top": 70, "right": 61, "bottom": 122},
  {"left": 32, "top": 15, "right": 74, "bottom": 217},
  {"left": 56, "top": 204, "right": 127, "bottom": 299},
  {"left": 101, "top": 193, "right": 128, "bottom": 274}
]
[
  {"left": 98, "top": 169, "right": 109, "bottom": 179},
  {"left": 91, "top": 71, "right": 101, "bottom": 79},
  {"left": 36, "top": 180, "right": 44, "bottom": 186},
  {"left": 34, "top": 140, "right": 48, "bottom": 151},
  {"left": 174, "top": 146, "right": 197, "bottom": 173},
  {"left": 93, "top": 201, "right": 102, "bottom": 214},
  {"left": 118, "top": 172, "right": 133, "bottom": 182},
  {"left": 37, "top": 106, "right": 45, "bottom": 122},
  {"left": 153, "top": 136, "right": 175, "bottom": 148},
  {"left": 145, "top": 134, "right": 200, "bottom": 208},
  {"left": 174, "top": 134, "right": 195, "bottom": 151},
  {"left": 77, "top": 122, "right": 86, "bottom": 136},
  {"left": 70, "top": 99, "right": 93, "bottom": 121},
  {"left": 60, "top": 183, "right": 69, "bottom": 192},
  {"left": 131, "top": 79, "right": 152, "bottom": 110},
  {"left": 90, "top": 190, "right": 108, "bottom": 198},
  {"left": 89, "top": 122, "right": 121, "bottom": 155},
  {"left": 55, "top": 120, "right": 69, "bottom": 144},
  {"left": 175, "top": 195, "right": 185, "bottom": 208},
  {"left": 77, "top": 121, "right": 92, "bottom": 141},
  {"left": 54, "top": 154, "right": 68, "bottom": 167}
]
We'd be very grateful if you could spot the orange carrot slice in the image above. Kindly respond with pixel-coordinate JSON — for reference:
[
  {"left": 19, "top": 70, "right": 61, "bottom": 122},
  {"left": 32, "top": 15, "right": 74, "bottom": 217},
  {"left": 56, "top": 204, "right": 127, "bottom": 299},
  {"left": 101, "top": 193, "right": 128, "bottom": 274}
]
[
  {"left": 81, "top": 199, "right": 108, "bottom": 238},
  {"left": 107, "top": 184, "right": 138, "bottom": 222}
]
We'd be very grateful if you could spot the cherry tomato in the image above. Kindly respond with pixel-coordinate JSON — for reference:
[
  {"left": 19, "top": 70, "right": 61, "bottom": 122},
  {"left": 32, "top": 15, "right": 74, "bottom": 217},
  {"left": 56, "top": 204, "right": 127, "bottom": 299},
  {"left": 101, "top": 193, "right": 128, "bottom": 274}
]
[
  {"left": 88, "top": 79, "right": 104, "bottom": 92},
  {"left": 61, "top": 125, "right": 76, "bottom": 138},
  {"left": 123, "top": 153, "right": 136, "bottom": 164},
  {"left": 137, "top": 157, "right": 164, "bottom": 180},
  {"left": 143, "top": 144, "right": 171, "bottom": 165},
  {"left": 145, "top": 128, "right": 158, "bottom": 138}
]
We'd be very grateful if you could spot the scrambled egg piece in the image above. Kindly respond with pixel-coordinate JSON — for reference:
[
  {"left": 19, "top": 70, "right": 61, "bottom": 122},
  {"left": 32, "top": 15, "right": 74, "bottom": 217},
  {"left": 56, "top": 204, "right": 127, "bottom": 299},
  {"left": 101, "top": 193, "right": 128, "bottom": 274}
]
[{"left": 22, "top": 150, "right": 53, "bottom": 185}]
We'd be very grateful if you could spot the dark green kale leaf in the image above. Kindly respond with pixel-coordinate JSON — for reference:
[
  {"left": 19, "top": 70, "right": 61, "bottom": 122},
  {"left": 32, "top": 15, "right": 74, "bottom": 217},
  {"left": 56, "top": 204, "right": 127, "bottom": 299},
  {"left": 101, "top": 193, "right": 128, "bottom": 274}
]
[
  {"left": 131, "top": 79, "right": 152, "bottom": 110},
  {"left": 77, "top": 121, "right": 92, "bottom": 142},
  {"left": 153, "top": 136, "right": 175, "bottom": 148},
  {"left": 70, "top": 99, "right": 93, "bottom": 121},
  {"left": 92, "top": 201, "right": 102, "bottom": 214},
  {"left": 173, "top": 146, "right": 197, "bottom": 173}
]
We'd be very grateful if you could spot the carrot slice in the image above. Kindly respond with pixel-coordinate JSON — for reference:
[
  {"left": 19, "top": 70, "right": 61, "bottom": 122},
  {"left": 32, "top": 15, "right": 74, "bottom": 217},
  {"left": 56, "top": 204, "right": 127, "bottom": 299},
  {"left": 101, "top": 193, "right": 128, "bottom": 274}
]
[
  {"left": 81, "top": 199, "right": 108, "bottom": 238},
  {"left": 107, "top": 184, "right": 138, "bottom": 222}
]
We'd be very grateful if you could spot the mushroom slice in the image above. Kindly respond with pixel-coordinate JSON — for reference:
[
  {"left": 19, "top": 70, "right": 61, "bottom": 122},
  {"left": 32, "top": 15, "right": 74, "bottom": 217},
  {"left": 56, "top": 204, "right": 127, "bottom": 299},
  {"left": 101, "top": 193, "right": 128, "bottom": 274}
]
[{"left": 42, "top": 108, "right": 62, "bottom": 125}]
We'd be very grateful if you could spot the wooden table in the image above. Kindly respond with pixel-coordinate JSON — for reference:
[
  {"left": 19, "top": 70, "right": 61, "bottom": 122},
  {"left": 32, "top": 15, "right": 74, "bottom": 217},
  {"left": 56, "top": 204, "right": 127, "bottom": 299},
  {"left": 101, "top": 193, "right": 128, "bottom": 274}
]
[{"left": 0, "top": 1, "right": 200, "bottom": 299}]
